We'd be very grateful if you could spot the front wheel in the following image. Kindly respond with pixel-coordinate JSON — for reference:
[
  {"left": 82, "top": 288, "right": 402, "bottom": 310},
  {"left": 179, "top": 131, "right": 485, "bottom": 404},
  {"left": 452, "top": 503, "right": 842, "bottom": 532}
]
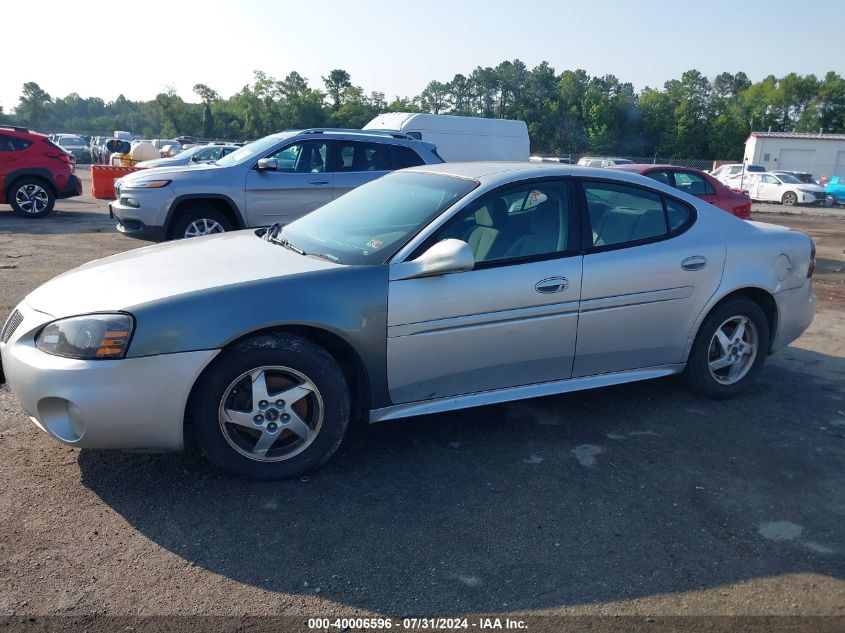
[
  {"left": 781, "top": 191, "right": 798, "bottom": 206},
  {"left": 9, "top": 178, "right": 55, "bottom": 218},
  {"left": 191, "top": 334, "right": 350, "bottom": 479},
  {"left": 170, "top": 207, "right": 233, "bottom": 240},
  {"left": 684, "top": 298, "right": 770, "bottom": 399}
]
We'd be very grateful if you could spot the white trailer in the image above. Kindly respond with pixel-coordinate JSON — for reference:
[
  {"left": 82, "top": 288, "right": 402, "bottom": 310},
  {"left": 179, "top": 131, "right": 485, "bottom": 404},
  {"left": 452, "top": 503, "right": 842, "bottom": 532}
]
[
  {"left": 744, "top": 132, "right": 845, "bottom": 180},
  {"left": 364, "top": 113, "right": 529, "bottom": 162}
]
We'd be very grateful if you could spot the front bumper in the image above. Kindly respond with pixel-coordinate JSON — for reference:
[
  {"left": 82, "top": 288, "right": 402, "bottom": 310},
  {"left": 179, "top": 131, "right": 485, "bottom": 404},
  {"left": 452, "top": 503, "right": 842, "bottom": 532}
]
[
  {"left": 0, "top": 302, "right": 218, "bottom": 451},
  {"left": 111, "top": 206, "right": 167, "bottom": 242},
  {"left": 771, "top": 280, "right": 817, "bottom": 353}
]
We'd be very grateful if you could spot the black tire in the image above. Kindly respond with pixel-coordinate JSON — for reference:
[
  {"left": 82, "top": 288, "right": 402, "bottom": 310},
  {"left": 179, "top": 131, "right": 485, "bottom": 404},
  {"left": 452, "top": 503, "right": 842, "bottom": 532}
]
[
  {"left": 781, "top": 191, "right": 798, "bottom": 206},
  {"left": 8, "top": 177, "right": 55, "bottom": 218},
  {"left": 190, "top": 333, "right": 350, "bottom": 479},
  {"left": 684, "top": 298, "right": 770, "bottom": 399},
  {"left": 170, "top": 206, "right": 233, "bottom": 240}
]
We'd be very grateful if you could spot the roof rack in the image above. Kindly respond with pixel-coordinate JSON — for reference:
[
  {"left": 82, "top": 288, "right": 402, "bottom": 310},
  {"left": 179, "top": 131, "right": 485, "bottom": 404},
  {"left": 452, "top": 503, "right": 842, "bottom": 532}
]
[
  {"left": 300, "top": 127, "right": 414, "bottom": 140},
  {"left": 0, "top": 125, "right": 31, "bottom": 133}
]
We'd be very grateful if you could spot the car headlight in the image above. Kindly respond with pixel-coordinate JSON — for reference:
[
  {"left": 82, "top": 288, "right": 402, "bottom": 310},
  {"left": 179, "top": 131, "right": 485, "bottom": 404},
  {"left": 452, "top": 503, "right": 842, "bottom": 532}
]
[
  {"left": 36, "top": 313, "right": 134, "bottom": 359},
  {"left": 126, "top": 179, "right": 171, "bottom": 189}
]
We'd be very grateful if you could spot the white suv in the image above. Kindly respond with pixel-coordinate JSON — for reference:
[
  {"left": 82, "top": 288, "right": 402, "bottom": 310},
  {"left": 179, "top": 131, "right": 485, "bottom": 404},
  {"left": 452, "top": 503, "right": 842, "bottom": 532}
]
[{"left": 111, "top": 129, "right": 443, "bottom": 241}]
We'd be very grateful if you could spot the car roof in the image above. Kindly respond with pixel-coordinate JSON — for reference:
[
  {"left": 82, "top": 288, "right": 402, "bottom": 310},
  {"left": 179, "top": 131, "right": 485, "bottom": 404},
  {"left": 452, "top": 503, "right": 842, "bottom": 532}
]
[{"left": 405, "top": 161, "right": 666, "bottom": 188}]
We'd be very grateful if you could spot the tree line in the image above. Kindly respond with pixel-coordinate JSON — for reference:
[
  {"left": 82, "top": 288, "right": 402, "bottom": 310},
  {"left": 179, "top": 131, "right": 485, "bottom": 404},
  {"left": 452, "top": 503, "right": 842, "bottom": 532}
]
[{"left": 2, "top": 61, "right": 844, "bottom": 160}]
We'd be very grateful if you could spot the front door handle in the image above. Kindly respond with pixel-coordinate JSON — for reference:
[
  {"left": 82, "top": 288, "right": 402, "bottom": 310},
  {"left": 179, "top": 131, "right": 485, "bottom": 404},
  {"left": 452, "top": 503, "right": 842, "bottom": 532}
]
[
  {"left": 681, "top": 256, "right": 707, "bottom": 271},
  {"left": 309, "top": 180, "right": 330, "bottom": 185},
  {"left": 535, "top": 276, "right": 569, "bottom": 294}
]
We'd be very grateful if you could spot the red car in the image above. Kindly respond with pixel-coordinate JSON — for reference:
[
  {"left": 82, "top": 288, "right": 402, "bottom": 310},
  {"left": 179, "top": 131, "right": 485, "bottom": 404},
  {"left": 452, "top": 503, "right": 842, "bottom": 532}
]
[
  {"left": 0, "top": 125, "right": 82, "bottom": 218},
  {"left": 609, "top": 164, "right": 751, "bottom": 219}
]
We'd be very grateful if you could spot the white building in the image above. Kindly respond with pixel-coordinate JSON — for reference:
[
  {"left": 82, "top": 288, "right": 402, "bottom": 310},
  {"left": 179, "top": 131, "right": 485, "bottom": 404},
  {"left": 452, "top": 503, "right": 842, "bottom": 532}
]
[{"left": 744, "top": 132, "right": 845, "bottom": 179}]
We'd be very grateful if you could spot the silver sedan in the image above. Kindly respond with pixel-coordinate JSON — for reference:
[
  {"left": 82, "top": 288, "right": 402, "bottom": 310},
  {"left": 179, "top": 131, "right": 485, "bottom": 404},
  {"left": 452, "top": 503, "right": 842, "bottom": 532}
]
[{"left": 0, "top": 163, "right": 817, "bottom": 479}]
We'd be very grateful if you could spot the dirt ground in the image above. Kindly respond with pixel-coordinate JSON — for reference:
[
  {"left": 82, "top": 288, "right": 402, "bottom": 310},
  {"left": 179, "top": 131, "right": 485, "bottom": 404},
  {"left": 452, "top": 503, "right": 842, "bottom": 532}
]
[{"left": 0, "top": 170, "right": 844, "bottom": 628}]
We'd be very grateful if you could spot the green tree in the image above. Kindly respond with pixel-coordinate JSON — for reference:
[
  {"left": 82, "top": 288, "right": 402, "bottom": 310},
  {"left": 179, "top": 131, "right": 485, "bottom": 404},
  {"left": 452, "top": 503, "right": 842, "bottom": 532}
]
[
  {"left": 16, "top": 82, "right": 52, "bottom": 129},
  {"left": 322, "top": 69, "right": 351, "bottom": 110}
]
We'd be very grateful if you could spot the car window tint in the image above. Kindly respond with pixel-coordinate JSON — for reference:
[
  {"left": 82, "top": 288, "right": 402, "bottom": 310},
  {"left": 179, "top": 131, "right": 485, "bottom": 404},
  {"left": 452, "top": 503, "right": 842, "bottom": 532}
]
[
  {"left": 393, "top": 145, "right": 425, "bottom": 169},
  {"left": 646, "top": 170, "right": 672, "bottom": 186},
  {"left": 268, "top": 141, "right": 328, "bottom": 173},
  {"left": 665, "top": 198, "right": 692, "bottom": 231},
  {"left": 431, "top": 180, "right": 569, "bottom": 264},
  {"left": 0, "top": 135, "right": 17, "bottom": 151},
  {"left": 673, "top": 171, "right": 715, "bottom": 195},
  {"left": 584, "top": 182, "right": 668, "bottom": 247},
  {"left": 335, "top": 141, "right": 393, "bottom": 172}
]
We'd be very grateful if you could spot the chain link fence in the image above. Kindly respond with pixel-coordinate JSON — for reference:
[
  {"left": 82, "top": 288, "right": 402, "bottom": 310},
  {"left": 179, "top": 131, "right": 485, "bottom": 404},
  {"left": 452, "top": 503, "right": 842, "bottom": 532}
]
[{"left": 562, "top": 155, "right": 718, "bottom": 171}]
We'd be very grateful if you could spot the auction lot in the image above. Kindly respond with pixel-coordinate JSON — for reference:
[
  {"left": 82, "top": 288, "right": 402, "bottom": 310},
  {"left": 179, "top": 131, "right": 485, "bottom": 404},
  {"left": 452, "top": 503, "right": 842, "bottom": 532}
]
[{"left": 1, "top": 170, "right": 844, "bottom": 619}]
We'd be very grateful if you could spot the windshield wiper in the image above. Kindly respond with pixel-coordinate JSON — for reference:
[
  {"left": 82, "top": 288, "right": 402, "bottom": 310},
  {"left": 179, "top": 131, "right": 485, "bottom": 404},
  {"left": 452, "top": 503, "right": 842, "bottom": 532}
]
[{"left": 308, "top": 252, "right": 342, "bottom": 264}]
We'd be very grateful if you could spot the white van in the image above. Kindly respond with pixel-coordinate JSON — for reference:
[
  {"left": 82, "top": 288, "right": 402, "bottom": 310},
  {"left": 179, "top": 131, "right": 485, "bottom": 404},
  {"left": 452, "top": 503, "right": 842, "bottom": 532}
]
[{"left": 363, "top": 113, "right": 529, "bottom": 162}]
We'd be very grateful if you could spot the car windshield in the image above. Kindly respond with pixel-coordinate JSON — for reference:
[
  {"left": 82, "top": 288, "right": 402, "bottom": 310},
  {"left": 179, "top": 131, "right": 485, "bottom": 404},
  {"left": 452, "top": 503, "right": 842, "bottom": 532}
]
[
  {"left": 777, "top": 173, "right": 802, "bottom": 184},
  {"left": 59, "top": 137, "right": 85, "bottom": 146},
  {"left": 215, "top": 133, "right": 293, "bottom": 167},
  {"left": 170, "top": 146, "right": 205, "bottom": 160},
  {"left": 278, "top": 171, "right": 477, "bottom": 266}
]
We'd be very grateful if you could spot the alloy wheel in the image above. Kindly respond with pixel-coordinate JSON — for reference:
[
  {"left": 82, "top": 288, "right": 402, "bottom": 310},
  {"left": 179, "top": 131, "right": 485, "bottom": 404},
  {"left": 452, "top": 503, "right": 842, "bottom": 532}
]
[
  {"left": 707, "top": 316, "right": 758, "bottom": 385},
  {"left": 15, "top": 184, "right": 50, "bottom": 214},
  {"left": 184, "top": 218, "right": 224, "bottom": 238},
  {"left": 218, "top": 366, "right": 324, "bottom": 462}
]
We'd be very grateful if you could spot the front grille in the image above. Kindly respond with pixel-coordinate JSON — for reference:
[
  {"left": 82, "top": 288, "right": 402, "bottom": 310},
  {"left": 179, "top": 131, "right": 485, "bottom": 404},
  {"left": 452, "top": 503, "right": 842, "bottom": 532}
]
[
  {"left": 1, "top": 309, "right": 23, "bottom": 343},
  {"left": 814, "top": 191, "right": 826, "bottom": 200}
]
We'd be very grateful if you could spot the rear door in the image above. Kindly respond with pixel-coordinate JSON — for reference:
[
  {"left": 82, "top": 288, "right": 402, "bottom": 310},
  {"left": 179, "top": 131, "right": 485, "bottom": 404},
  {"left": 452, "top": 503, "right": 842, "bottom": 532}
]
[
  {"left": 244, "top": 140, "right": 333, "bottom": 226},
  {"left": 572, "top": 180, "right": 725, "bottom": 377}
]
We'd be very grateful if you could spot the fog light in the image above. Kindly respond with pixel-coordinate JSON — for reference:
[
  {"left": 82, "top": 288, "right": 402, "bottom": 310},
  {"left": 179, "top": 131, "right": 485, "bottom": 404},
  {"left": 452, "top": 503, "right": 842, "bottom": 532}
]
[{"left": 121, "top": 196, "right": 140, "bottom": 208}]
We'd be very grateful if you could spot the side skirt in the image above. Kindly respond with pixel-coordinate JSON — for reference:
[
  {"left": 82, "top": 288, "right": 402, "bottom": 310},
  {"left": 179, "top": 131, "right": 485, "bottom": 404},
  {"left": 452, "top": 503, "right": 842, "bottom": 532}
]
[{"left": 369, "top": 364, "right": 686, "bottom": 423}]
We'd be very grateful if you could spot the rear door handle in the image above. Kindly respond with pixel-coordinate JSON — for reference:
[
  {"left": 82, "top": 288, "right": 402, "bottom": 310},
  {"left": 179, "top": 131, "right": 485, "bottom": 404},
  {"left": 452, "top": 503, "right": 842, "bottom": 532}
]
[
  {"left": 681, "top": 256, "right": 707, "bottom": 271},
  {"left": 309, "top": 180, "right": 330, "bottom": 185},
  {"left": 535, "top": 276, "right": 569, "bottom": 294}
]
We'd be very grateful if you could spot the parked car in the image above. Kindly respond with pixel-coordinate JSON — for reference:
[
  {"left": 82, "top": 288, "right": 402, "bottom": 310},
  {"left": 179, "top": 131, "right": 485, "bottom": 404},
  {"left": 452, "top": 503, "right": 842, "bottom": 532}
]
[
  {"left": 110, "top": 128, "right": 443, "bottom": 241},
  {"left": 530, "top": 156, "right": 576, "bottom": 164},
  {"left": 746, "top": 172, "right": 827, "bottom": 206},
  {"left": 89, "top": 136, "right": 103, "bottom": 163},
  {"left": 1, "top": 163, "right": 817, "bottom": 479},
  {"left": 576, "top": 156, "right": 634, "bottom": 167},
  {"left": 364, "top": 113, "right": 528, "bottom": 161},
  {"left": 609, "top": 164, "right": 751, "bottom": 219},
  {"left": 137, "top": 144, "right": 240, "bottom": 168},
  {"left": 772, "top": 170, "right": 815, "bottom": 184},
  {"left": 710, "top": 163, "right": 765, "bottom": 186},
  {"left": 0, "top": 126, "right": 82, "bottom": 218},
  {"left": 54, "top": 134, "right": 89, "bottom": 163},
  {"left": 825, "top": 176, "right": 845, "bottom": 205}
]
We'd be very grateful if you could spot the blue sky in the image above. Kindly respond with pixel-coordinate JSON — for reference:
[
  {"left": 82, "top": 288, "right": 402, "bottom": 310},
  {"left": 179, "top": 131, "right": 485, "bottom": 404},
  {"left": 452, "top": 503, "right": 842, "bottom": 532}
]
[{"left": 3, "top": 0, "right": 843, "bottom": 110}]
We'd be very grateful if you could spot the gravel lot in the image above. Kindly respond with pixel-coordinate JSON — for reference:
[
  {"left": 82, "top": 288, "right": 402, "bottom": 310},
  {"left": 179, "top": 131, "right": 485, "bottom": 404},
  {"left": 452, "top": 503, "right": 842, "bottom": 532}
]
[{"left": 0, "top": 171, "right": 844, "bottom": 625}]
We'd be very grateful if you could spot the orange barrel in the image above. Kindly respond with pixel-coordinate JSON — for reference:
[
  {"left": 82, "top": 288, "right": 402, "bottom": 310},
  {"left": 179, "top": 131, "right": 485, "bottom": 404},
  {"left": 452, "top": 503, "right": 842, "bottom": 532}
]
[{"left": 90, "top": 165, "right": 143, "bottom": 200}]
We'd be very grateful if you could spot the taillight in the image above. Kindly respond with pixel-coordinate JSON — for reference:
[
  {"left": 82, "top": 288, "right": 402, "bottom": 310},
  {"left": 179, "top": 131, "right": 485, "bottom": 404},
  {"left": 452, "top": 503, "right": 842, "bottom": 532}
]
[
  {"left": 808, "top": 240, "right": 816, "bottom": 278},
  {"left": 733, "top": 202, "right": 751, "bottom": 219}
]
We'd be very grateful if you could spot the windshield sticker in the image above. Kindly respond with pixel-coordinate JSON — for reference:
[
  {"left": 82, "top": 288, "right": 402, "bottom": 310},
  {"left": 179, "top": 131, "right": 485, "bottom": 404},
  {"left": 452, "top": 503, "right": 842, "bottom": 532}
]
[{"left": 366, "top": 238, "right": 383, "bottom": 250}]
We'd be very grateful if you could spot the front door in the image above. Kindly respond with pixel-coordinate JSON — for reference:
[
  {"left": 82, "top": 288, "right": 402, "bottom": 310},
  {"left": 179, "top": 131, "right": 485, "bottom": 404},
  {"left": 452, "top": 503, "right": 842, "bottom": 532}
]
[
  {"left": 751, "top": 174, "right": 780, "bottom": 201},
  {"left": 244, "top": 140, "right": 333, "bottom": 226},
  {"left": 573, "top": 180, "right": 725, "bottom": 377},
  {"left": 387, "top": 179, "right": 582, "bottom": 404}
]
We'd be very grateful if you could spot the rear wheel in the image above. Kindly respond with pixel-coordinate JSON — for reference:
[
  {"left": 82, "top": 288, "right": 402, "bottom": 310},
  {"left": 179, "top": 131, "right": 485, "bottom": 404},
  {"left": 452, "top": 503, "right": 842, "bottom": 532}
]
[
  {"left": 9, "top": 178, "right": 55, "bottom": 218},
  {"left": 781, "top": 191, "right": 798, "bottom": 206},
  {"left": 191, "top": 334, "right": 350, "bottom": 479},
  {"left": 170, "top": 207, "right": 233, "bottom": 239},
  {"left": 684, "top": 298, "right": 770, "bottom": 399}
]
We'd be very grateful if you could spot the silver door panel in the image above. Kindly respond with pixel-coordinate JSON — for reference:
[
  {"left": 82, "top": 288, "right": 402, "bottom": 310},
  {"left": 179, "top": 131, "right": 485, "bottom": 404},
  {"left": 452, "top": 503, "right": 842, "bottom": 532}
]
[
  {"left": 573, "top": 225, "right": 725, "bottom": 377},
  {"left": 244, "top": 172, "right": 334, "bottom": 226},
  {"left": 387, "top": 257, "right": 583, "bottom": 404}
]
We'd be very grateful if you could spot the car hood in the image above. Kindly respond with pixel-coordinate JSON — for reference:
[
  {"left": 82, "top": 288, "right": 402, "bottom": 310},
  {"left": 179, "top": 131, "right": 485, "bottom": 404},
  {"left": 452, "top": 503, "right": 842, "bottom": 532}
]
[
  {"left": 136, "top": 157, "right": 186, "bottom": 168},
  {"left": 797, "top": 184, "right": 824, "bottom": 193},
  {"left": 121, "top": 162, "right": 221, "bottom": 181},
  {"left": 26, "top": 230, "right": 340, "bottom": 318}
]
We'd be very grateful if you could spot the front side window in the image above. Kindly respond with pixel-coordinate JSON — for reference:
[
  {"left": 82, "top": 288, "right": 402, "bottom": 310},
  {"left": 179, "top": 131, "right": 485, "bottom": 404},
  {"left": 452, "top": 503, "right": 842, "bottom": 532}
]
[
  {"left": 584, "top": 182, "right": 668, "bottom": 247},
  {"left": 279, "top": 171, "right": 476, "bottom": 266},
  {"left": 427, "top": 180, "right": 570, "bottom": 264},
  {"left": 761, "top": 175, "right": 778, "bottom": 184},
  {"left": 673, "top": 171, "right": 715, "bottom": 196},
  {"left": 268, "top": 141, "right": 328, "bottom": 173}
]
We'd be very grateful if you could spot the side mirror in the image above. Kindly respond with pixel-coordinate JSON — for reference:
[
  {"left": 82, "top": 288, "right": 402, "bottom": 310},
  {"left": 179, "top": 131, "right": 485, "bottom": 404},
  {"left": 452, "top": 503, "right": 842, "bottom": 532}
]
[
  {"left": 255, "top": 158, "right": 279, "bottom": 172},
  {"left": 390, "top": 239, "right": 475, "bottom": 280}
]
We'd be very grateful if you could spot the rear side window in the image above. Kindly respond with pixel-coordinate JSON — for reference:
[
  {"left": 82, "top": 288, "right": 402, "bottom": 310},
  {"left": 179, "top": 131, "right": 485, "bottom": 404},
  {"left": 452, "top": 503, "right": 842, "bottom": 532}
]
[
  {"left": 584, "top": 182, "right": 666, "bottom": 247},
  {"left": 334, "top": 141, "right": 393, "bottom": 172},
  {"left": 0, "top": 135, "right": 31, "bottom": 151},
  {"left": 393, "top": 145, "right": 426, "bottom": 169},
  {"left": 673, "top": 171, "right": 715, "bottom": 196},
  {"left": 665, "top": 198, "right": 692, "bottom": 230},
  {"left": 645, "top": 170, "right": 672, "bottom": 186}
]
